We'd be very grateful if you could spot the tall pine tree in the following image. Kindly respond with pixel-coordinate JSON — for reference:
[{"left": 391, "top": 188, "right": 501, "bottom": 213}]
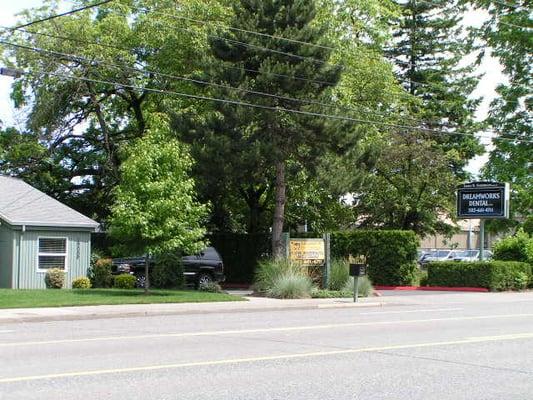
[
  {"left": 389, "top": 0, "right": 483, "bottom": 176},
  {"left": 200, "top": 0, "right": 345, "bottom": 256}
]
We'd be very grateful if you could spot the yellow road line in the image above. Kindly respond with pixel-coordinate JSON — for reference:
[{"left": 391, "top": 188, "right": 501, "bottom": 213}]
[
  {"left": 1, "top": 313, "right": 533, "bottom": 348},
  {"left": 1, "top": 332, "right": 532, "bottom": 383}
]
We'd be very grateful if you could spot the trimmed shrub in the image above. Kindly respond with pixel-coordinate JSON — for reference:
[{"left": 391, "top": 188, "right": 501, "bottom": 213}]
[
  {"left": 268, "top": 270, "right": 313, "bottom": 299},
  {"left": 427, "top": 261, "right": 532, "bottom": 291},
  {"left": 151, "top": 253, "right": 184, "bottom": 289},
  {"left": 329, "top": 259, "right": 350, "bottom": 291},
  {"left": 45, "top": 268, "right": 65, "bottom": 289},
  {"left": 492, "top": 229, "right": 531, "bottom": 262},
  {"left": 72, "top": 277, "right": 92, "bottom": 289},
  {"left": 331, "top": 230, "right": 419, "bottom": 286},
  {"left": 199, "top": 281, "right": 223, "bottom": 293},
  {"left": 88, "top": 258, "right": 113, "bottom": 288},
  {"left": 113, "top": 274, "right": 137, "bottom": 289}
]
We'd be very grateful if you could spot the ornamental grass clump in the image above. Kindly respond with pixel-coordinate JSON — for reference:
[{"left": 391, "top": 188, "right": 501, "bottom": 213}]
[
  {"left": 329, "top": 259, "right": 350, "bottom": 291},
  {"left": 343, "top": 276, "right": 373, "bottom": 297},
  {"left": 268, "top": 270, "right": 314, "bottom": 299},
  {"left": 255, "top": 259, "right": 314, "bottom": 299}
]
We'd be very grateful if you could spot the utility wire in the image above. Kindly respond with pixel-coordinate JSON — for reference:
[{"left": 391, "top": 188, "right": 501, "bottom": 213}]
[
  {"left": 1, "top": 40, "right": 430, "bottom": 125},
  {"left": 8, "top": 0, "right": 115, "bottom": 31},
  {"left": 8, "top": 63, "right": 531, "bottom": 144}
]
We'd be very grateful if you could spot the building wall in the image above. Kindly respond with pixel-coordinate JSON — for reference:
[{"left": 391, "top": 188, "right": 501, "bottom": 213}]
[
  {"left": 12, "top": 229, "right": 92, "bottom": 289},
  {"left": 420, "top": 230, "right": 497, "bottom": 250},
  {"left": 0, "top": 224, "right": 14, "bottom": 288}
]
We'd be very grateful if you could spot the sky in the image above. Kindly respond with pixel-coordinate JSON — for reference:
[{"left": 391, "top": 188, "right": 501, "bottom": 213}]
[{"left": 0, "top": 1, "right": 505, "bottom": 177}]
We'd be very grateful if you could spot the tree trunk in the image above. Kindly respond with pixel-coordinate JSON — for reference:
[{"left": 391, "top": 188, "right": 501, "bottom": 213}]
[
  {"left": 271, "top": 161, "right": 286, "bottom": 259},
  {"left": 144, "top": 255, "right": 150, "bottom": 295}
]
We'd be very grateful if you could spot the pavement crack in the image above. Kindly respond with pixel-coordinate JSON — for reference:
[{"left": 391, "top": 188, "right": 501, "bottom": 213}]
[{"left": 372, "top": 350, "right": 533, "bottom": 376}]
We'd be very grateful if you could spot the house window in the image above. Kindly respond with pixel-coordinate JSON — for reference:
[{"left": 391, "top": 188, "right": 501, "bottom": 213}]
[{"left": 38, "top": 238, "right": 67, "bottom": 271}]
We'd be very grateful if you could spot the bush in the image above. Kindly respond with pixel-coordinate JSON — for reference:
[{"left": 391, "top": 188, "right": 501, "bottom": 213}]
[
  {"left": 329, "top": 259, "right": 350, "bottom": 291},
  {"left": 492, "top": 229, "right": 531, "bottom": 263},
  {"left": 151, "top": 253, "right": 184, "bottom": 289},
  {"left": 427, "top": 261, "right": 532, "bottom": 291},
  {"left": 113, "top": 274, "right": 137, "bottom": 289},
  {"left": 88, "top": 258, "right": 113, "bottom": 288},
  {"left": 343, "top": 276, "right": 373, "bottom": 297},
  {"left": 45, "top": 268, "right": 65, "bottom": 289},
  {"left": 255, "top": 259, "right": 304, "bottom": 293},
  {"left": 199, "top": 281, "right": 223, "bottom": 293},
  {"left": 268, "top": 270, "right": 314, "bottom": 299},
  {"left": 331, "top": 230, "right": 419, "bottom": 286},
  {"left": 72, "top": 277, "right": 92, "bottom": 289}
]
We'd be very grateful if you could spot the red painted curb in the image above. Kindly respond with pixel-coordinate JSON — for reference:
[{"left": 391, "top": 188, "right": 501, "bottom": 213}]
[{"left": 374, "top": 286, "right": 489, "bottom": 293}]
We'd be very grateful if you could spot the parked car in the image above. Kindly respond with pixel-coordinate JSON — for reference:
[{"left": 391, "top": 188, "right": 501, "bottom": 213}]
[
  {"left": 452, "top": 249, "right": 493, "bottom": 262},
  {"left": 419, "top": 249, "right": 455, "bottom": 265},
  {"left": 112, "top": 247, "right": 225, "bottom": 288}
]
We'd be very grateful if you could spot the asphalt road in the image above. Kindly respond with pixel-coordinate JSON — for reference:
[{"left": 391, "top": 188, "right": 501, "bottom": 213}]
[{"left": 1, "top": 292, "right": 533, "bottom": 400}]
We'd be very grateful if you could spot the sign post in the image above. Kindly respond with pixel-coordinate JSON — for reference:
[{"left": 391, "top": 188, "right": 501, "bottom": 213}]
[
  {"left": 457, "top": 182, "right": 509, "bottom": 261},
  {"left": 349, "top": 263, "right": 366, "bottom": 303}
]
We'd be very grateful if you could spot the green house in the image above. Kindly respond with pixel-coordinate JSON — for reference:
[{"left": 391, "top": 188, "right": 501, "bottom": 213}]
[{"left": 0, "top": 176, "right": 99, "bottom": 289}]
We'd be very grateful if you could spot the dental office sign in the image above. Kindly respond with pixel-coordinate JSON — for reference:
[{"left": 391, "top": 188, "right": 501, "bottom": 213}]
[{"left": 457, "top": 182, "right": 510, "bottom": 219}]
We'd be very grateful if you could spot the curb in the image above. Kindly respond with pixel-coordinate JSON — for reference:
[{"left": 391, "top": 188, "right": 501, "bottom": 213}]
[
  {"left": 374, "top": 286, "right": 489, "bottom": 293},
  {"left": 0, "top": 300, "right": 384, "bottom": 324}
]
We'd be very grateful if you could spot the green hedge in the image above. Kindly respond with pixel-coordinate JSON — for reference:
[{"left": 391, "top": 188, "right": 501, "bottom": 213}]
[
  {"left": 427, "top": 261, "right": 532, "bottom": 291},
  {"left": 331, "top": 230, "right": 419, "bottom": 286}
]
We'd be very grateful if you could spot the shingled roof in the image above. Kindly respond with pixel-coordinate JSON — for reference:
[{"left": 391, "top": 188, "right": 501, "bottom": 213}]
[{"left": 0, "top": 176, "right": 99, "bottom": 230}]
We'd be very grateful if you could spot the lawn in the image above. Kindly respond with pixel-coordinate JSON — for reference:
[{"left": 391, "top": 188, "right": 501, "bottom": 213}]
[{"left": 0, "top": 289, "right": 245, "bottom": 309}]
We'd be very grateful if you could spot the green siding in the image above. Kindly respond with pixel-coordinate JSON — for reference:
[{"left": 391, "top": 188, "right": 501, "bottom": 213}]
[
  {"left": 0, "top": 224, "right": 14, "bottom": 288},
  {"left": 12, "top": 230, "right": 91, "bottom": 289}
]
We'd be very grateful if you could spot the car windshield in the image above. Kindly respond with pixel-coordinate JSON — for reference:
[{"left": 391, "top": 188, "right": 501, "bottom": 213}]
[
  {"left": 437, "top": 251, "right": 451, "bottom": 257},
  {"left": 455, "top": 250, "right": 478, "bottom": 257}
]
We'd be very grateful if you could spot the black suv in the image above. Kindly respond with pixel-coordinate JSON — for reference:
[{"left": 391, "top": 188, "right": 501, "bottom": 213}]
[{"left": 112, "top": 247, "right": 225, "bottom": 288}]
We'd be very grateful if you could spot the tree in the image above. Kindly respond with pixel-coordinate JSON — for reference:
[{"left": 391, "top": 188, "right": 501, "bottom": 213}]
[
  {"left": 354, "top": 132, "right": 459, "bottom": 236},
  {"left": 108, "top": 120, "right": 209, "bottom": 293},
  {"left": 472, "top": 0, "right": 532, "bottom": 232},
  {"left": 388, "top": 0, "right": 483, "bottom": 176}
]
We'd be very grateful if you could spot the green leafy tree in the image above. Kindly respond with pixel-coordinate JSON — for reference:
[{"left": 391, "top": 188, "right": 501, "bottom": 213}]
[
  {"left": 472, "top": 0, "right": 532, "bottom": 232},
  {"left": 109, "top": 120, "right": 209, "bottom": 293},
  {"left": 389, "top": 0, "right": 483, "bottom": 175},
  {"left": 354, "top": 132, "right": 458, "bottom": 236}
]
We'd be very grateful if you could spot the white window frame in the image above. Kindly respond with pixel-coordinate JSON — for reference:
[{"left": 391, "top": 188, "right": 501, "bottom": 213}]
[{"left": 37, "top": 236, "right": 68, "bottom": 273}]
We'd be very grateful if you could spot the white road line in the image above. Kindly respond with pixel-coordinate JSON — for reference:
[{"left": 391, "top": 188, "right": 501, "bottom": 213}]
[
  {"left": 1, "top": 332, "right": 532, "bottom": 383},
  {"left": 359, "top": 308, "right": 463, "bottom": 315},
  {"left": 1, "top": 313, "right": 532, "bottom": 348},
  {"left": 0, "top": 330, "right": 15, "bottom": 334}
]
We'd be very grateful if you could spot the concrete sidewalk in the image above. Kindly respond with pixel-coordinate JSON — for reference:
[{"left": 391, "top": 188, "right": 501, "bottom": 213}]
[{"left": 0, "top": 295, "right": 384, "bottom": 324}]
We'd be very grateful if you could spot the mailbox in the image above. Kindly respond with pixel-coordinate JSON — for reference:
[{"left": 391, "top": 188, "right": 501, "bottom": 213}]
[{"left": 349, "top": 263, "right": 366, "bottom": 277}]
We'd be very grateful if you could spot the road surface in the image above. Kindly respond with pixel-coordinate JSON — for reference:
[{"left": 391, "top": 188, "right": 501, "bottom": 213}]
[{"left": 1, "top": 291, "right": 532, "bottom": 399}]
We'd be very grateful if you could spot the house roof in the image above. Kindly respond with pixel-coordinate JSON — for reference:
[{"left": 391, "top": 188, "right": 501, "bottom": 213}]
[{"left": 0, "top": 176, "right": 99, "bottom": 230}]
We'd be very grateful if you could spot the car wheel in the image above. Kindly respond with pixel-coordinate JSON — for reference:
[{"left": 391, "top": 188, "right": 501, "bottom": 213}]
[
  {"left": 196, "top": 272, "right": 213, "bottom": 289},
  {"left": 136, "top": 275, "right": 146, "bottom": 289}
]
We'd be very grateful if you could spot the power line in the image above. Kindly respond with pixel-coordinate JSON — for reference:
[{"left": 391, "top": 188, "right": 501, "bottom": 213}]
[
  {"left": 8, "top": 0, "right": 115, "bottom": 31},
  {"left": 8, "top": 63, "right": 531, "bottom": 144},
  {"left": 1, "top": 40, "right": 431, "bottom": 125}
]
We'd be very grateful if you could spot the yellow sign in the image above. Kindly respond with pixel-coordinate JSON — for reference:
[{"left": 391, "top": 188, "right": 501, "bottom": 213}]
[{"left": 289, "top": 239, "right": 325, "bottom": 266}]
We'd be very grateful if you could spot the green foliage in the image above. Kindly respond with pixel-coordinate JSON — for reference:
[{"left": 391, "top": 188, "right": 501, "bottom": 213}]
[
  {"left": 343, "top": 276, "right": 374, "bottom": 297},
  {"left": 492, "top": 229, "right": 532, "bottom": 263},
  {"left": 267, "top": 271, "right": 314, "bottom": 299},
  {"left": 331, "top": 230, "right": 419, "bottom": 286},
  {"left": 44, "top": 268, "right": 65, "bottom": 289},
  {"left": 72, "top": 277, "right": 92, "bottom": 289},
  {"left": 416, "top": 269, "right": 429, "bottom": 287},
  {"left": 427, "top": 261, "right": 532, "bottom": 291},
  {"left": 109, "top": 122, "right": 208, "bottom": 259},
  {"left": 198, "top": 282, "right": 223, "bottom": 293},
  {"left": 88, "top": 258, "right": 113, "bottom": 288},
  {"left": 329, "top": 259, "right": 350, "bottom": 291},
  {"left": 151, "top": 253, "right": 184, "bottom": 289},
  {"left": 254, "top": 258, "right": 314, "bottom": 298},
  {"left": 113, "top": 274, "right": 137, "bottom": 290}
]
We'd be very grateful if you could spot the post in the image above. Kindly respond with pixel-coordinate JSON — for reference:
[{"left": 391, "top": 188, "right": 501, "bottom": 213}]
[
  {"left": 323, "top": 233, "right": 331, "bottom": 289},
  {"left": 354, "top": 277, "right": 359, "bottom": 303},
  {"left": 479, "top": 219, "right": 485, "bottom": 261}
]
